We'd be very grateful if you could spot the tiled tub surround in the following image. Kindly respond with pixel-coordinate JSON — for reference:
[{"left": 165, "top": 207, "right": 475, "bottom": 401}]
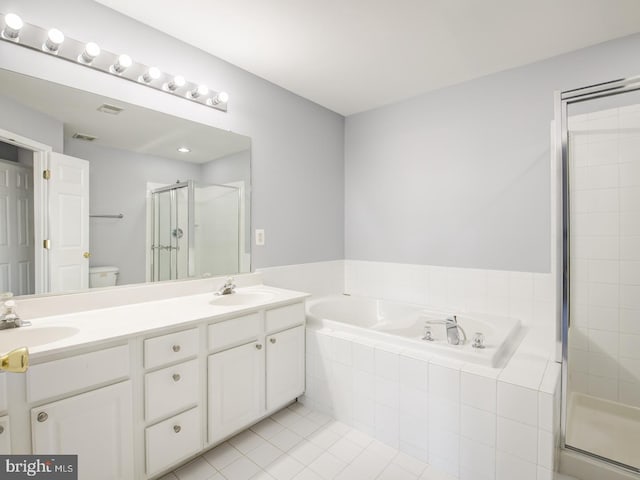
[
  {"left": 302, "top": 327, "right": 561, "bottom": 480},
  {"left": 306, "top": 295, "right": 521, "bottom": 367}
]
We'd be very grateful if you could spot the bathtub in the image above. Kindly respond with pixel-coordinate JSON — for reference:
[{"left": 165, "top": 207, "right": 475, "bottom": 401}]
[{"left": 306, "top": 294, "right": 522, "bottom": 367}]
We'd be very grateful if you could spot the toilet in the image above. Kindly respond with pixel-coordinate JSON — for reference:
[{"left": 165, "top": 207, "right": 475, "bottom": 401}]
[{"left": 89, "top": 266, "right": 120, "bottom": 288}]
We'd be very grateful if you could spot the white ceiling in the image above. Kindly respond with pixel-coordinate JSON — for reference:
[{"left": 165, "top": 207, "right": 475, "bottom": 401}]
[
  {"left": 95, "top": 0, "right": 640, "bottom": 116},
  {"left": 0, "top": 69, "right": 250, "bottom": 163}
]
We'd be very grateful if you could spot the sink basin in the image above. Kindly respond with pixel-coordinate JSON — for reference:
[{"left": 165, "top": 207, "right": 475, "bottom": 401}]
[
  {"left": 210, "top": 291, "right": 277, "bottom": 306},
  {"left": 0, "top": 326, "right": 80, "bottom": 352}
]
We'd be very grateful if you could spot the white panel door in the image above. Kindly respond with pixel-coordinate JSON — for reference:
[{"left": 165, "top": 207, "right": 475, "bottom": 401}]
[
  {"left": 0, "top": 160, "right": 34, "bottom": 295},
  {"left": 266, "top": 326, "right": 305, "bottom": 411},
  {"left": 208, "top": 341, "right": 264, "bottom": 443},
  {"left": 31, "top": 381, "right": 134, "bottom": 480},
  {"left": 48, "top": 152, "right": 89, "bottom": 293}
]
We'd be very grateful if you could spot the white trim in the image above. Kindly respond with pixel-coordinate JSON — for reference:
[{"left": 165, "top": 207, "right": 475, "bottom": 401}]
[{"left": 0, "top": 127, "right": 53, "bottom": 295}]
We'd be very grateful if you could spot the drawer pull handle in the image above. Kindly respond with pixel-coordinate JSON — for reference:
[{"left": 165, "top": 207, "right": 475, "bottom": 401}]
[
  {"left": 173, "top": 425, "right": 181, "bottom": 433},
  {"left": 37, "top": 412, "right": 48, "bottom": 423},
  {"left": 172, "top": 345, "right": 181, "bottom": 353},
  {"left": 172, "top": 373, "right": 181, "bottom": 382},
  {"left": 270, "top": 338, "right": 276, "bottom": 344},
  {"left": 255, "top": 344, "right": 262, "bottom": 350}
]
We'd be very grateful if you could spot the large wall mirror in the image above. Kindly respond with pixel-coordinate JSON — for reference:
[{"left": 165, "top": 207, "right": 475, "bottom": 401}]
[{"left": 0, "top": 69, "right": 251, "bottom": 297}]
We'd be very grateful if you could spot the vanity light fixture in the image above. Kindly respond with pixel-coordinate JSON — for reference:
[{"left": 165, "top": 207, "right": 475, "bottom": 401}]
[
  {"left": 208, "top": 91, "right": 229, "bottom": 106},
  {"left": 177, "top": 146, "right": 191, "bottom": 153},
  {"left": 0, "top": 12, "right": 228, "bottom": 112},
  {"left": 1, "top": 13, "right": 23, "bottom": 40},
  {"left": 111, "top": 54, "right": 132, "bottom": 74},
  {"left": 166, "top": 75, "right": 185, "bottom": 92},
  {"left": 43, "top": 28, "right": 64, "bottom": 53},
  {"left": 140, "top": 66, "right": 161, "bottom": 83},
  {"left": 79, "top": 41, "right": 100, "bottom": 64},
  {"left": 190, "top": 84, "right": 208, "bottom": 99}
]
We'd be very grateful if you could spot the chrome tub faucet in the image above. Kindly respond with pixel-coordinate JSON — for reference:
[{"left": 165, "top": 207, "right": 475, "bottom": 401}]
[{"left": 424, "top": 315, "right": 467, "bottom": 345}]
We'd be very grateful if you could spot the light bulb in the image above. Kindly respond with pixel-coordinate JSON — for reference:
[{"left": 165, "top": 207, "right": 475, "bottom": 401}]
[
  {"left": 167, "top": 75, "right": 185, "bottom": 91},
  {"left": 111, "top": 54, "right": 132, "bottom": 74},
  {"left": 43, "top": 28, "right": 64, "bottom": 53},
  {"left": 2, "top": 13, "right": 23, "bottom": 40},
  {"left": 141, "top": 67, "right": 161, "bottom": 83},
  {"left": 80, "top": 42, "right": 100, "bottom": 63},
  {"left": 208, "top": 91, "right": 229, "bottom": 106},
  {"left": 177, "top": 147, "right": 191, "bottom": 153},
  {"left": 190, "top": 84, "right": 208, "bottom": 99}
]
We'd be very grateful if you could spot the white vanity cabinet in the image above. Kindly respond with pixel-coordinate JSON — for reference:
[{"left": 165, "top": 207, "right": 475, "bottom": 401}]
[
  {"left": 0, "top": 416, "right": 10, "bottom": 454},
  {"left": 31, "top": 381, "right": 134, "bottom": 480},
  {"left": 143, "top": 329, "right": 202, "bottom": 477},
  {"left": 208, "top": 303, "right": 306, "bottom": 443},
  {"left": 26, "top": 345, "right": 133, "bottom": 479},
  {"left": 266, "top": 325, "right": 305, "bottom": 410}
]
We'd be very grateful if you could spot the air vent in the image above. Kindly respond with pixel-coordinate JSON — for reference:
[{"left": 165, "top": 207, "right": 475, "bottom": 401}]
[
  {"left": 72, "top": 133, "right": 97, "bottom": 142},
  {"left": 97, "top": 103, "right": 124, "bottom": 115}
]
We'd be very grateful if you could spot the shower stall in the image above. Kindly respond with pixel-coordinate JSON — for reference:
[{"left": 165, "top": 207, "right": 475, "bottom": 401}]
[
  {"left": 148, "top": 181, "right": 241, "bottom": 282},
  {"left": 557, "top": 77, "right": 640, "bottom": 476},
  {"left": 150, "top": 181, "right": 194, "bottom": 282}
]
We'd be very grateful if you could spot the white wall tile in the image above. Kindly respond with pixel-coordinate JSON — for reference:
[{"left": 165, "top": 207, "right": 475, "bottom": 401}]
[
  {"left": 399, "top": 355, "right": 429, "bottom": 391},
  {"left": 461, "top": 372, "right": 497, "bottom": 413},
  {"left": 354, "top": 370, "right": 375, "bottom": 399},
  {"left": 496, "top": 417, "right": 538, "bottom": 463},
  {"left": 428, "top": 396, "right": 459, "bottom": 435},
  {"left": 429, "top": 364, "right": 460, "bottom": 403},
  {"left": 620, "top": 308, "right": 640, "bottom": 334},
  {"left": 399, "top": 413, "right": 428, "bottom": 457},
  {"left": 460, "top": 405, "right": 496, "bottom": 447},
  {"left": 375, "top": 348, "right": 399, "bottom": 381},
  {"left": 497, "top": 382, "right": 538, "bottom": 427},
  {"left": 460, "top": 437, "right": 495, "bottom": 480},
  {"left": 538, "top": 392, "right": 554, "bottom": 433},
  {"left": 374, "top": 403, "right": 399, "bottom": 448},
  {"left": 400, "top": 385, "right": 428, "bottom": 420},
  {"left": 353, "top": 341, "right": 375, "bottom": 373},
  {"left": 428, "top": 428, "right": 460, "bottom": 464},
  {"left": 537, "top": 429, "right": 554, "bottom": 470},
  {"left": 496, "top": 451, "right": 537, "bottom": 480},
  {"left": 331, "top": 337, "right": 353, "bottom": 366},
  {"left": 375, "top": 377, "right": 399, "bottom": 409}
]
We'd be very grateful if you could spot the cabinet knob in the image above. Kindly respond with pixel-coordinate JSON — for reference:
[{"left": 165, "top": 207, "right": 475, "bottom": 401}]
[
  {"left": 172, "top": 373, "right": 181, "bottom": 382},
  {"left": 255, "top": 344, "right": 262, "bottom": 350},
  {"left": 172, "top": 345, "right": 181, "bottom": 353},
  {"left": 37, "top": 412, "right": 48, "bottom": 423},
  {"left": 173, "top": 425, "right": 181, "bottom": 433},
  {"left": 270, "top": 338, "right": 276, "bottom": 344},
  {"left": 0, "top": 426, "right": 4, "bottom": 434}
]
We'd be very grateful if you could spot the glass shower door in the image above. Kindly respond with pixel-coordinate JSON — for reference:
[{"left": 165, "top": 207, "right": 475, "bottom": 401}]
[
  {"left": 150, "top": 181, "right": 193, "bottom": 282},
  {"left": 565, "top": 93, "right": 640, "bottom": 472}
]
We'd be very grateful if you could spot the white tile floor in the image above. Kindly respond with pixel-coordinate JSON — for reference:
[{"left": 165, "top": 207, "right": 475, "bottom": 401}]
[{"left": 158, "top": 403, "right": 456, "bottom": 480}]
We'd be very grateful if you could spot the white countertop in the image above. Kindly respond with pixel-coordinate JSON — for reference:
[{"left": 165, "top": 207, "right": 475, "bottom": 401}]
[{"left": 0, "top": 285, "right": 309, "bottom": 361}]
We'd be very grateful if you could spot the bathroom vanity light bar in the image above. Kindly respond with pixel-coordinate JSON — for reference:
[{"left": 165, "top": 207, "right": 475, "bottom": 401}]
[{"left": 0, "top": 13, "right": 228, "bottom": 112}]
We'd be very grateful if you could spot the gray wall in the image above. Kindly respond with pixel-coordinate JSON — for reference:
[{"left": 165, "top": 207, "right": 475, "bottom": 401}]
[
  {"left": 0, "top": 0, "right": 345, "bottom": 269},
  {"left": 0, "top": 93, "right": 63, "bottom": 152},
  {"left": 345, "top": 33, "right": 640, "bottom": 273},
  {"left": 64, "top": 138, "right": 201, "bottom": 285}
]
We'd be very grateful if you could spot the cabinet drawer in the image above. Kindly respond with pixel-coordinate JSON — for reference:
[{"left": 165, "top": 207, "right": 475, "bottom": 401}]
[
  {"left": 146, "top": 406, "right": 201, "bottom": 476},
  {"left": 27, "top": 345, "right": 129, "bottom": 403},
  {"left": 265, "top": 303, "right": 305, "bottom": 333},
  {"left": 0, "top": 415, "right": 10, "bottom": 454},
  {"left": 208, "top": 313, "right": 261, "bottom": 351},
  {"left": 145, "top": 359, "right": 199, "bottom": 421},
  {"left": 144, "top": 328, "right": 198, "bottom": 369}
]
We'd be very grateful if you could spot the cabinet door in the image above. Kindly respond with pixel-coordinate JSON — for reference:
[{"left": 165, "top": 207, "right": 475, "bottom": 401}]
[
  {"left": 32, "top": 381, "right": 134, "bottom": 480},
  {"left": 0, "top": 416, "right": 10, "bottom": 454},
  {"left": 208, "top": 341, "right": 264, "bottom": 443},
  {"left": 266, "top": 326, "right": 305, "bottom": 411}
]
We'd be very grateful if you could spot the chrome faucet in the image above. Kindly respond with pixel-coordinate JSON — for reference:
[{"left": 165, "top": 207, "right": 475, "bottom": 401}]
[
  {"left": 215, "top": 277, "right": 236, "bottom": 296},
  {"left": 425, "top": 315, "right": 467, "bottom": 345},
  {"left": 0, "top": 298, "right": 30, "bottom": 330}
]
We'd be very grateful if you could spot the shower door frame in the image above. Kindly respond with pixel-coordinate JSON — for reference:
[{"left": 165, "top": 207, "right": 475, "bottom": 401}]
[
  {"left": 149, "top": 180, "right": 195, "bottom": 282},
  {"left": 556, "top": 74, "right": 640, "bottom": 471}
]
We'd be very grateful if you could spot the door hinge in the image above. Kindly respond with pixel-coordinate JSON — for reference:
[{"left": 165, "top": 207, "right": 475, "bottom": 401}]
[
  {"left": 43, "top": 239, "right": 51, "bottom": 249},
  {"left": 43, "top": 169, "right": 51, "bottom": 180}
]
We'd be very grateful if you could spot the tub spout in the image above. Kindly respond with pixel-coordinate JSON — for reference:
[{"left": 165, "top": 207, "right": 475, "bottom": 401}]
[{"left": 425, "top": 315, "right": 467, "bottom": 345}]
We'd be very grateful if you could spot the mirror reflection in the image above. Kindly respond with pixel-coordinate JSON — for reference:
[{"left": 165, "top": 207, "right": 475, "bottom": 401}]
[{"left": 0, "top": 69, "right": 251, "bottom": 297}]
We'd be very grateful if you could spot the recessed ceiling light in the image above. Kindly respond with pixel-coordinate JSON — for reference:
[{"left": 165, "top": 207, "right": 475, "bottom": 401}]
[{"left": 177, "top": 147, "right": 190, "bottom": 153}]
